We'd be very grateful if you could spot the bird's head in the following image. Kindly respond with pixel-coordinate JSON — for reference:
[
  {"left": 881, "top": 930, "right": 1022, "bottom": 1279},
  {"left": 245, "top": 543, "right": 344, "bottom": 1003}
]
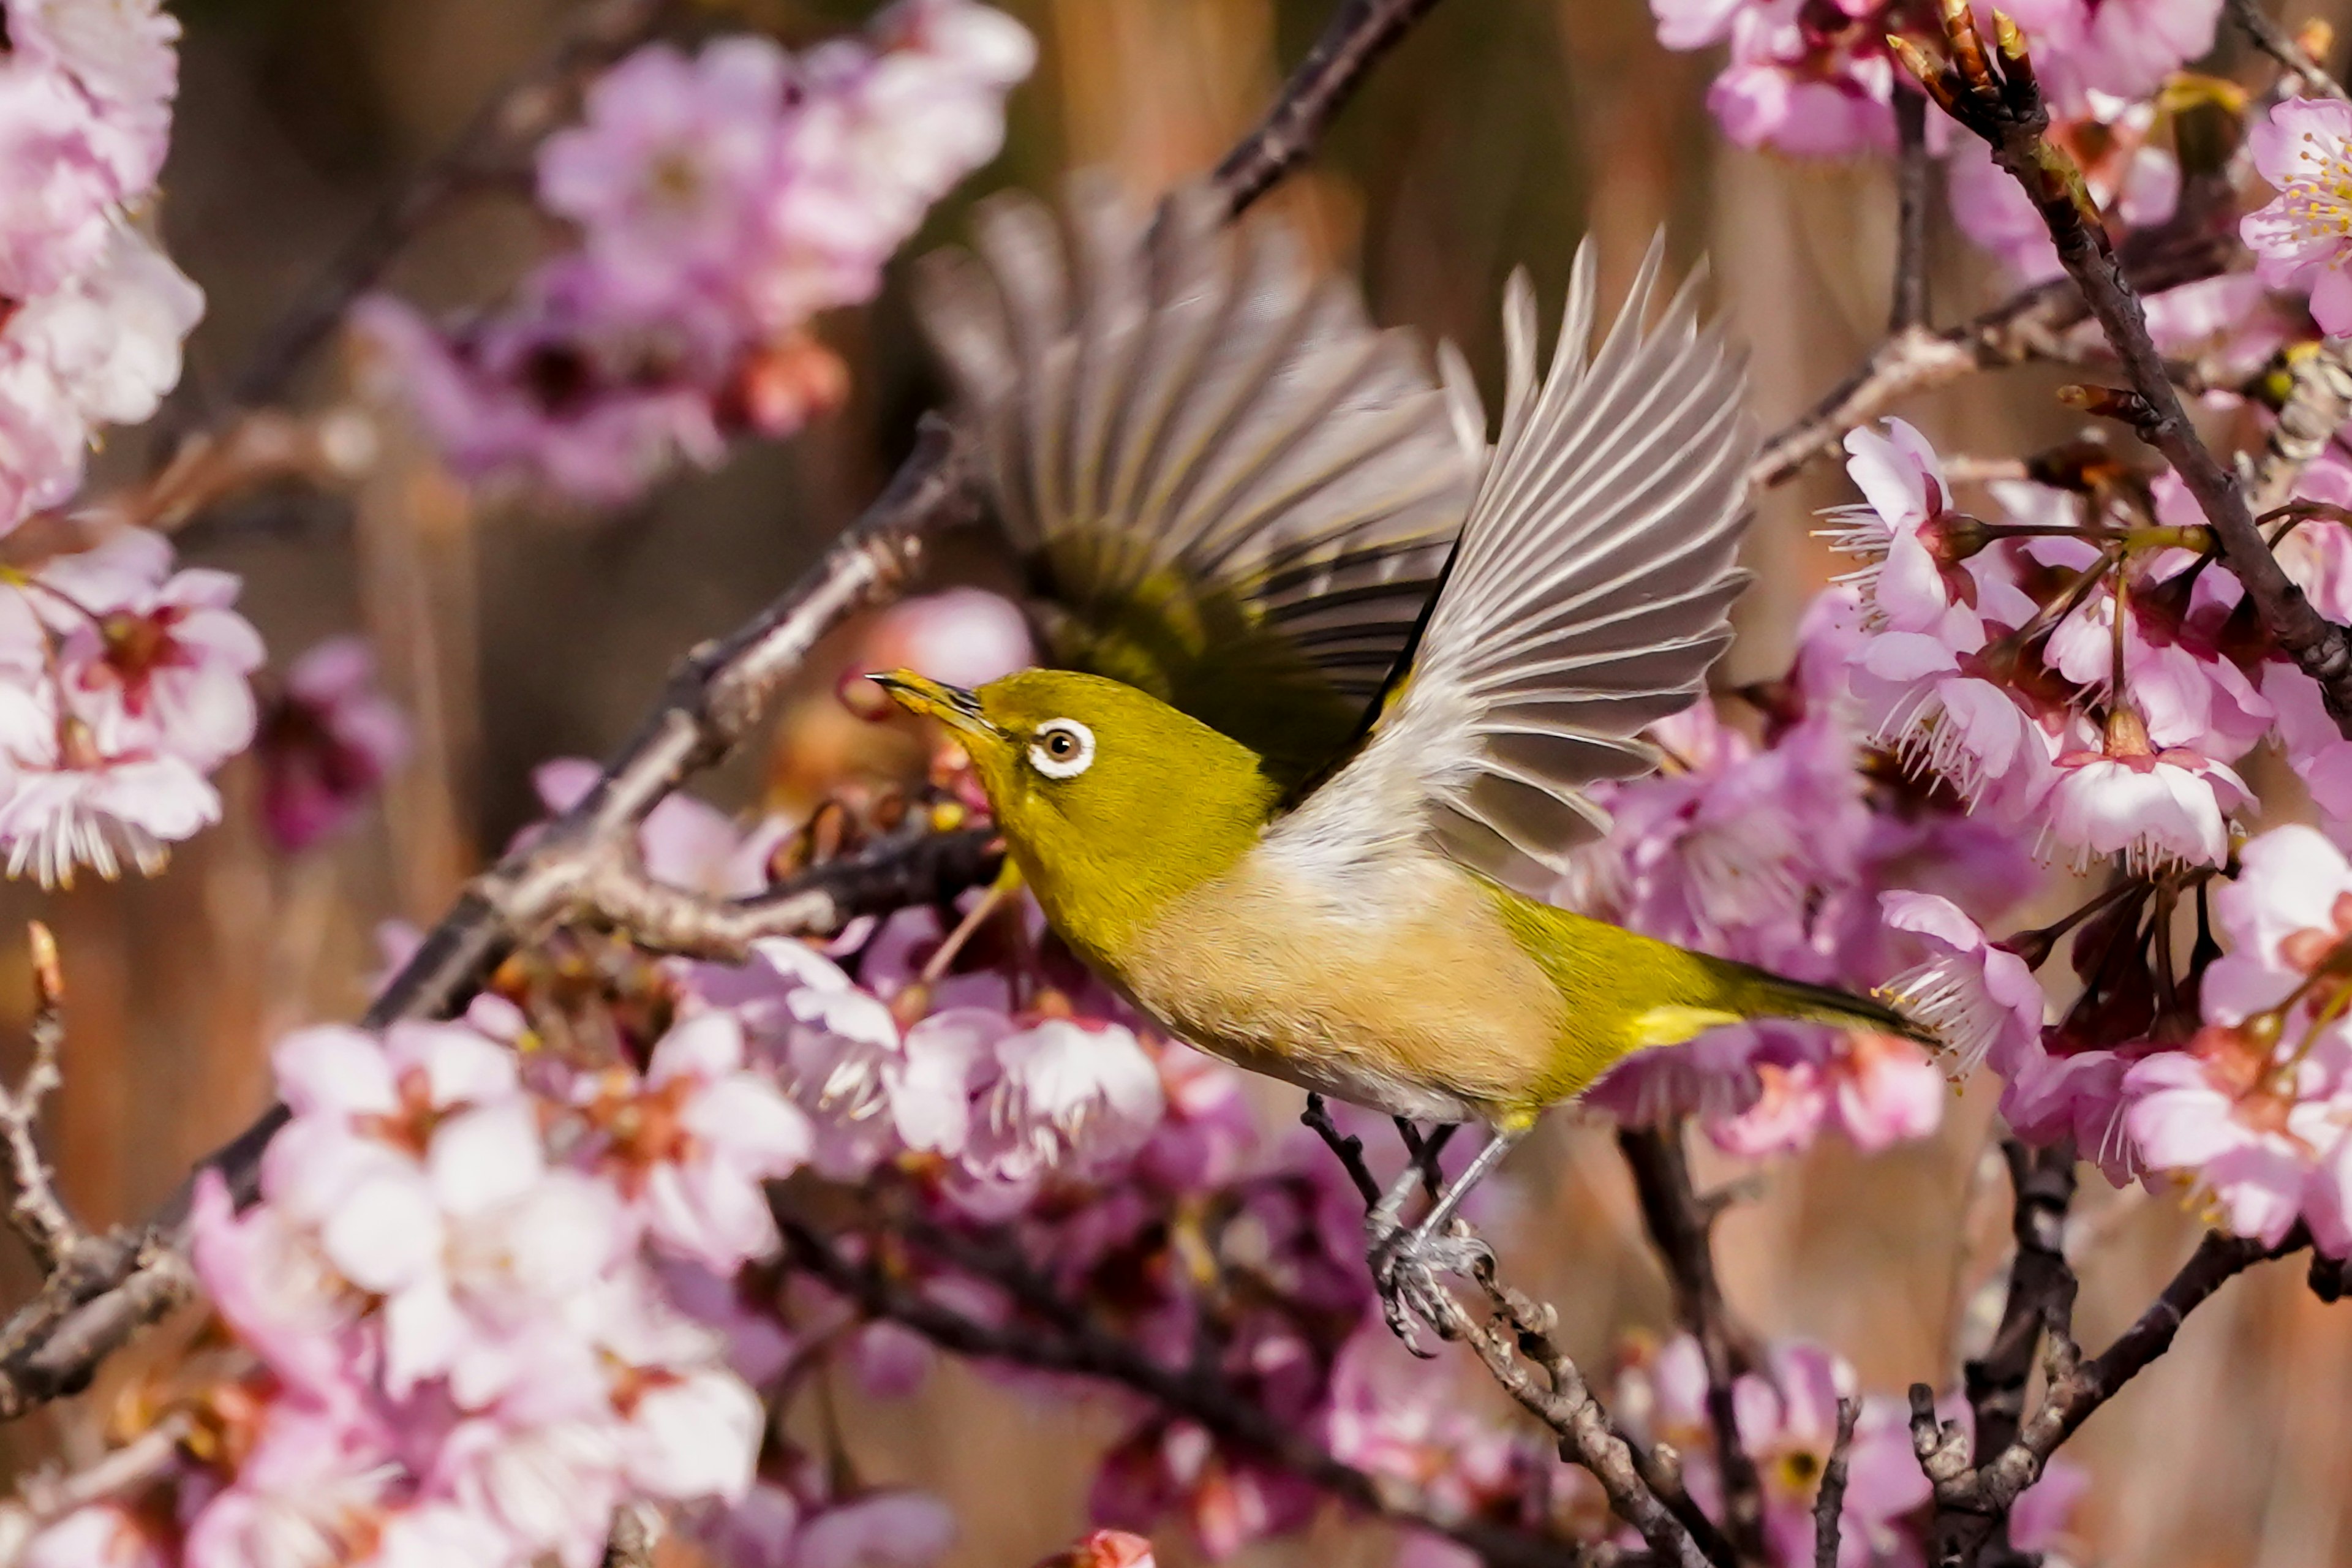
[{"left": 872, "top": 667, "right": 1284, "bottom": 959}]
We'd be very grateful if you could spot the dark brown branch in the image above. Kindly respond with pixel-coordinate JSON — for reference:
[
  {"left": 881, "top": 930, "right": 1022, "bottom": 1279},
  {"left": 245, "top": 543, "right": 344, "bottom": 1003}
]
[
  {"left": 224, "top": 0, "right": 677, "bottom": 409},
  {"left": 779, "top": 1212, "right": 1603, "bottom": 1568},
  {"left": 1964, "top": 1142, "right": 2076, "bottom": 1466},
  {"left": 2228, "top": 0, "right": 2349, "bottom": 100},
  {"left": 1617, "top": 1128, "right": 1765, "bottom": 1564},
  {"left": 0, "top": 0, "right": 1458, "bottom": 1424},
  {"left": 1810, "top": 1398, "right": 1858, "bottom": 1568},
  {"left": 1298, "top": 1114, "right": 1715, "bottom": 1568},
  {"left": 1909, "top": 1225, "right": 2295, "bottom": 1568},
  {"left": 1210, "top": 0, "right": 1447, "bottom": 214},
  {"left": 1890, "top": 91, "right": 1932, "bottom": 333},
  {"left": 1747, "top": 221, "right": 2229, "bottom": 491},
  {"left": 1903, "top": 3, "right": 2352, "bottom": 733}
]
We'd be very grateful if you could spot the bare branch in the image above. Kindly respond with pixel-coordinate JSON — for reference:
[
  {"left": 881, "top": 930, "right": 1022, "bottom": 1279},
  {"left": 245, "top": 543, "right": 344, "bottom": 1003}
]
[
  {"left": 1903, "top": 4, "right": 2352, "bottom": 733},
  {"left": 1909, "top": 1219, "right": 2294, "bottom": 1568},
  {"left": 2228, "top": 0, "right": 2349, "bottom": 100},
  {"left": 1890, "top": 91, "right": 1932, "bottom": 333},
  {"left": 1748, "top": 221, "right": 2228, "bottom": 491},
  {"left": 1616, "top": 1127, "right": 1764, "bottom": 1562},
  {"left": 1298, "top": 1117, "right": 1718, "bottom": 1568},
  {"left": 0, "top": 1411, "right": 191, "bottom": 1567},
  {"left": 0, "top": 925, "right": 77, "bottom": 1273},
  {"left": 1964, "top": 1142, "right": 2076, "bottom": 1467},
  {"left": 1810, "top": 1398, "right": 1858, "bottom": 1568},
  {"left": 222, "top": 0, "right": 679, "bottom": 410},
  {"left": 573, "top": 824, "right": 1002, "bottom": 960},
  {"left": 0, "top": 0, "right": 1460, "bottom": 1424},
  {"left": 777, "top": 1210, "right": 1605, "bottom": 1568},
  {"left": 1210, "top": 0, "right": 1447, "bottom": 214}
]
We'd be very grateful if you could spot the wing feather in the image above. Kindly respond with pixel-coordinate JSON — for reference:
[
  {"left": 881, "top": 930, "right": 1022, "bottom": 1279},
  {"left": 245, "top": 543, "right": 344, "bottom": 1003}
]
[
  {"left": 917, "top": 179, "right": 1479, "bottom": 778},
  {"left": 1272, "top": 233, "right": 1756, "bottom": 894}
]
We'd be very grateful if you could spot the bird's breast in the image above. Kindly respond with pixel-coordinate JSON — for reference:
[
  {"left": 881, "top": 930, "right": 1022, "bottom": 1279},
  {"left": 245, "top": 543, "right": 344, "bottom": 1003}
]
[{"left": 1114, "top": 840, "right": 1566, "bottom": 1123}]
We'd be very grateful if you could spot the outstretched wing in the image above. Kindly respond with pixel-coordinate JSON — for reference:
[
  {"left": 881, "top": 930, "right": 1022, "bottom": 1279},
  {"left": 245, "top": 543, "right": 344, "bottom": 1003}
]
[
  {"left": 1272, "top": 237, "right": 1755, "bottom": 896},
  {"left": 916, "top": 178, "right": 1481, "bottom": 784}
]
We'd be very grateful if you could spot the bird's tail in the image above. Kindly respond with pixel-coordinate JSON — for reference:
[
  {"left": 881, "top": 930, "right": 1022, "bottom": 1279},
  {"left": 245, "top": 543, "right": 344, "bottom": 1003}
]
[{"left": 1741, "top": 971, "right": 1940, "bottom": 1047}]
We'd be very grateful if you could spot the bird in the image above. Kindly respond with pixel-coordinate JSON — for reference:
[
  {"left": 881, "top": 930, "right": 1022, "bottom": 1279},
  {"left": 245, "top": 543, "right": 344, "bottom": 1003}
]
[{"left": 875, "top": 181, "right": 1928, "bottom": 1333}]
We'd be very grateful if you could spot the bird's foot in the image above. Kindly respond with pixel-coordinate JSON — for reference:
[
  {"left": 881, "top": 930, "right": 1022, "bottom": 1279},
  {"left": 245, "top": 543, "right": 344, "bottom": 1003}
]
[{"left": 1366, "top": 1214, "right": 1491, "bottom": 1355}]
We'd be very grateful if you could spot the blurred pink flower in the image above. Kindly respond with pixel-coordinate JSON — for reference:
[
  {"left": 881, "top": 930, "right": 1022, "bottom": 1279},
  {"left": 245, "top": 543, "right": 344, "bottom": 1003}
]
[
  {"left": 793, "top": 1492, "right": 958, "bottom": 1568},
  {"left": 863, "top": 589, "right": 1035, "bottom": 693},
  {"left": 0, "top": 60, "right": 118, "bottom": 300},
  {"left": 20, "top": 1504, "right": 175, "bottom": 1568},
  {"left": 1709, "top": 1030, "right": 1944, "bottom": 1157},
  {"left": 2244, "top": 96, "right": 2352, "bottom": 336},
  {"left": 538, "top": 37, "right": 793, "bottom": 316},
  {"left": 4, "top": 0, "right": 179, "bottom": 192},
  {"left": 8, "top": 221, "right": 205, "bottom": 428},
  {"left": 258, "top": 636, "right": 410, "bottom": 851}
]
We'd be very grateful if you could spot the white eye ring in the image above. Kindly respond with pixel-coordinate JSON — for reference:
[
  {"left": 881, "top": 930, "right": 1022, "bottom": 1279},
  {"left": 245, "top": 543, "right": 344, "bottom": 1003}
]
[{"left": 1028, "top": 718, "right": 1096, "bottom": 779}]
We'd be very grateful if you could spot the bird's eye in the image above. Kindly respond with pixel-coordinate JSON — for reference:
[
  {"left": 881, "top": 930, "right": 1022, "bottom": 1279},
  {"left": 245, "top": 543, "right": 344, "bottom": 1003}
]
[{"left": 1028, "top": 718, "right": 1096, "bottom": 779}]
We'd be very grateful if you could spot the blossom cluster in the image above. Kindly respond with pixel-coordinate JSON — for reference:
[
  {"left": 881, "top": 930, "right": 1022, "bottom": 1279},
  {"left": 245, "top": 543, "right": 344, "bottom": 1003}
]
[
  {"left": 1646, "top": 0, "right": 2220, "bottom": 159},
  {"left": 360, "top": 0, "right": 1034, "bottom": 503},
  {"left": 0, "top": 0, "right": 202, "bottom": 530}
]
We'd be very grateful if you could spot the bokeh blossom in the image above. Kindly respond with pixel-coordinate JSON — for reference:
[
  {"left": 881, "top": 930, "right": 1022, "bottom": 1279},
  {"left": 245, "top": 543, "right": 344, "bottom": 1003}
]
[{"left": 361, "top": 0, "right": 1033, "bottom": 502}]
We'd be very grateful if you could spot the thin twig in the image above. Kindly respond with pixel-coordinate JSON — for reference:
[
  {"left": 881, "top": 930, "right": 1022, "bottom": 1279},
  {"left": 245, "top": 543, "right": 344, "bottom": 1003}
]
[
  {"left": 1890, "top": 90, "right": 1932, "bottom": 333},
  {"left": 0, "top": 925, "right": 77, "bottom": 1273},
  {"left": 1210, "top": 0, "right": 1447, "bottom": 213},
  {"left": 1900, "top": 3, "right": 2352, "bottom": 733},
  {"left": 1617, "top": 1128, "right": 1765, "bottom": 1563},
  {"left": 0, "top": 0, "right": 1460, "bottom": 1425},
  {"left": 2228, "top": 0, "right": 2350, "bottom": 100},
  {"left": 222, "top": 0, "right": 678, "bottom": 410},
  {"left": 0, "top": 1411, "right": 192, "bottom": 1567},
  {"left": 1747, "top": 221, "right": 2230, "bottom": 491},
  {"left": 1811, "top": 1398, "right": 1858, "bottom": 1568}
]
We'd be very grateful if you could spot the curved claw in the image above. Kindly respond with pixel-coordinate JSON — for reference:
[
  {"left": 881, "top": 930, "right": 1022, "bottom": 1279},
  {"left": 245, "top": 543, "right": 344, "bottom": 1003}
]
[{"left": 1368, "top": 1221, "right": 1491, "bottom": 1350}]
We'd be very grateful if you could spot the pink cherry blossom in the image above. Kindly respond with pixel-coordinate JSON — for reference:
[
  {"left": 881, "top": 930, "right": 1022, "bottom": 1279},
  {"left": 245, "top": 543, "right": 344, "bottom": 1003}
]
[
  {"left": 863, "top": 589, "right": 1035, "bottom": 693},
  {"left": 959, "top": 1016, "right": 1166, "bottom": 1195},
  {"left": 582, "top": 1009, "right": 813, "bottom": 1272},
  {"left": 0, "top": 674, "right": 222, "bottom": 886},
  {"left": 4, "top": 0, "right": 179, "bottom": 192},
  {"left": 2244, "top": 96, "right": 2352, "bottom": 336},
  {"left": 2126, "top": 1044, "right": 2351, "bottom": 1246},
  {"left": 0, "top": 59, "right": 118, "bottom": 301},
  {"left": 537, "top": 37, "right": 794, "bottom": 317},
  {"left": 9, "top": 220, "right": 204, "bottom": 429},
  {"left": 2003, "top": 1044, "right": 2144, "bottom": 1181},
  {"left": 2043, "top": 729, "right": 2246, "bottom": 873},
  {"left": 1877, "top": 891, "right": 2044, "bottom": 1077},
  {"left": 258, "top": 636, "right": 411, "bottom": 851},
  {"left": 56, "top": 566, "right": 266, "bottom": 768}
]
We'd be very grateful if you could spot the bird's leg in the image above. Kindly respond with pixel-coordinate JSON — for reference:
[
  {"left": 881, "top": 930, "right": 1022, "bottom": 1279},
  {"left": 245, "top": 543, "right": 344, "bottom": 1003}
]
[{"left": 1367, "top": 1123, "right": 1523, "bottom": 1351}]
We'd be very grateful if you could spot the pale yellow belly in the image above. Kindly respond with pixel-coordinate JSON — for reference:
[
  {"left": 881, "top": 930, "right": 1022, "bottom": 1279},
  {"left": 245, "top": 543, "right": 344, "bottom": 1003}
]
[{"left": 1115, "top": 845, "right": 1565, "bottom": 1124}]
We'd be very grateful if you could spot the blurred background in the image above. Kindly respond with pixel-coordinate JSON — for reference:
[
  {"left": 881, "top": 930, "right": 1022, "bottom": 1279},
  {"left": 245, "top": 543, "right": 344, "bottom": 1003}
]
[{"left": 2, "top": 1, "right": 2347, "bottom": 1563}]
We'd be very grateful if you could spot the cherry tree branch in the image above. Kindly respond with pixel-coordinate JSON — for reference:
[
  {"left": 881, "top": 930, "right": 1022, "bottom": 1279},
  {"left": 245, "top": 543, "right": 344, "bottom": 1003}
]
[
  {"left": 1747, "top": 221, "right": 2228, "bottom": 491},
  {"left": 223, "top": 0, "right": 680, "bottom": 410},
  {"left": 0, "top": 925, "right": 77, "bottom": 1275},
  {"left": 1907, "top": 1226, "right": 2294, "bottom": 1568},
  {"left": 1890, "top": 91, "right": 1932, "bottom": 334},
  {"left": 1303, "top": 1112, "right": 1717, "bottom": 1568},
  {"left": 1616, "top": 1128, "right": 1765, "bottom": 1564},
  {"left": 0, "top": 0, "right": 1460, "bottom": 1425},
  {"left": 776, "top": 1210, "right": 1613, "bottom": 1568},
  {"left": 2228, "top": 0, "right": 2348, "bottom": 101},
  {"left": 1898, "top": 1, "right": 2352, "bottom": 733},
  {"left": 1809, "top": 1399, "right": 1858, "bottom": 1568}
]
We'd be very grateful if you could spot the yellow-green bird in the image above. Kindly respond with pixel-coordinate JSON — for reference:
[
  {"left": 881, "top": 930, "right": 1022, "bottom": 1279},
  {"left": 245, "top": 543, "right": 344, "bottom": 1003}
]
[{"left": 876, "top": 184, "right": 1925, "bottom": 1319}]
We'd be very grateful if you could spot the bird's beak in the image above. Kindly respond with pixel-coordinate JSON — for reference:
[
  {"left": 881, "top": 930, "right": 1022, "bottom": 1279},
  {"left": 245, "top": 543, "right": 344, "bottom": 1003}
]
[{"left": 869, "top": 669, "right": 1003, "bottom": 741}]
